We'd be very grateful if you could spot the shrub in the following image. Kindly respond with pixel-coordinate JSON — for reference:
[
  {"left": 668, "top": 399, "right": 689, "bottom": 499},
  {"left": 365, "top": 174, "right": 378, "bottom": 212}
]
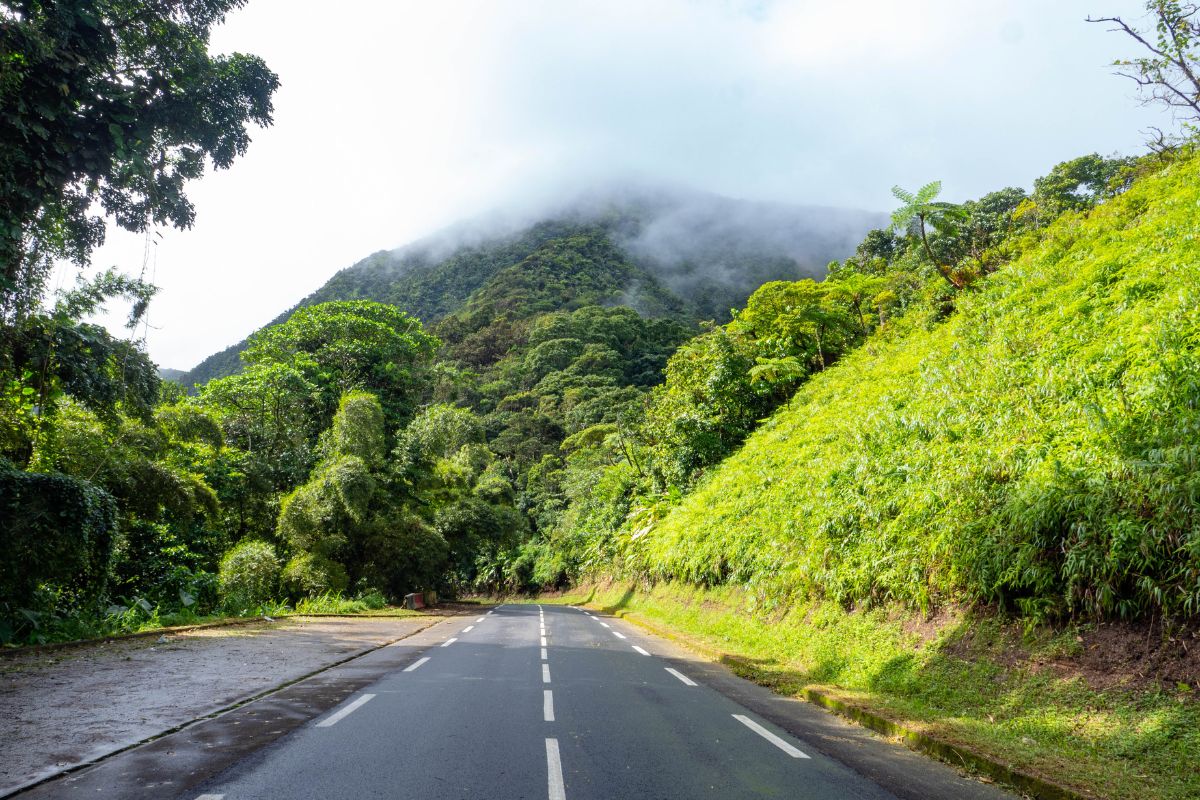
[
  {"left": 281, "top": 552, "right": 348, "bottom": 599},
  {"left": 357, "top": 589, "right": 386, "bottom": 610},
  {"left": 217, "top": 540, "right": 280, "bottom": 611},
  {"left": 0, "top": 461, "right": 117, "bottom": 616}
]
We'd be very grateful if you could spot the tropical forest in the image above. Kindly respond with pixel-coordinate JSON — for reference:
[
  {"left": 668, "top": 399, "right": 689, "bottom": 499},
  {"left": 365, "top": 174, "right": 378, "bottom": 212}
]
[{"left": 2, "top": 2, "right": 1200, "bottom": 799}]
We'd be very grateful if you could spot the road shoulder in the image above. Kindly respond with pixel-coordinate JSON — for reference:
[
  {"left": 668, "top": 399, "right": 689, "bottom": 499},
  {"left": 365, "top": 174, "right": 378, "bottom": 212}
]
[{"left": 1, "top": 613, "right": 467, "bottom": 799}]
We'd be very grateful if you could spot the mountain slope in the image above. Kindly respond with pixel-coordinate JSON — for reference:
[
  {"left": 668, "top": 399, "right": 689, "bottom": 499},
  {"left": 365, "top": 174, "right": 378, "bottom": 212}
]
[
  {"left": 180, "top": 189, "right": 883, "bottom": 386},
  {"left": 634, "top": 153, "right": 1200, "bottom": 620}
]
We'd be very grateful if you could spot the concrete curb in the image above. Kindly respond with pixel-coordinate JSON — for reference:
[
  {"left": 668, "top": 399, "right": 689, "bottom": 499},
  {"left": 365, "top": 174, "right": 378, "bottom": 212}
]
[
  {"left": 0, "top": 613, "right": 458, "bottom": 799},
  {"left": 590, "top": 604, "right": 1089, "bottom": 800}
]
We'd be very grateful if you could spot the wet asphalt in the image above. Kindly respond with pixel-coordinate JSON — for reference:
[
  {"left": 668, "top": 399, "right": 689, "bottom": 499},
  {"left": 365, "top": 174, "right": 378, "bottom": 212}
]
[
  {"left": 183, "top": 605, "right": 1010, "bottom": 800},
  {"left": 15, "top": 604, "right": 1018, "bottom": 800}
]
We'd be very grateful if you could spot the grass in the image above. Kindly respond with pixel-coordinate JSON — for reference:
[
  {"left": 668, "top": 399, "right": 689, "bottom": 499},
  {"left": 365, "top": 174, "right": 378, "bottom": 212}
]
[
  {"left": 293, "top": 591, "right": 420, "bottom": 616},
  {"left": 546, "top": 580, "right": 1200, "bottom": 800}
]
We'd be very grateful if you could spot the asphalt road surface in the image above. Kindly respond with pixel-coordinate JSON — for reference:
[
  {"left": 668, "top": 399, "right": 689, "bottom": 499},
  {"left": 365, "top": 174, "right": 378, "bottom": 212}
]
[
  {"left": 182, "top": 604, "right": 1012, "bottom": 800},
  {"left": 14, "top": 604, "right": 1017, "bottom": 800}
]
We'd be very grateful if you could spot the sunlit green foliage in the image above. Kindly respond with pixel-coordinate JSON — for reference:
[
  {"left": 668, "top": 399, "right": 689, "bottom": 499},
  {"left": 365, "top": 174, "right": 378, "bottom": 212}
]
[
  {"left": 278, "top": 391, "right": 448, "bottom": 599},
  {"left": 629, "top": 152, "right": 1200, "bottom": 620},
  {"left": 242, "top": 300, "right": 439, "bottom": 428},
  {"left": 217, "top": 539, "right": 280, "bottom": 611}
]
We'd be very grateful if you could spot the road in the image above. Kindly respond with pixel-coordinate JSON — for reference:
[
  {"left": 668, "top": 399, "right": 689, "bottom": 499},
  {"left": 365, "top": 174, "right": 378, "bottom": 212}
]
[{"left": 176, "top": 604, "right": 1011, "bottom": 800}]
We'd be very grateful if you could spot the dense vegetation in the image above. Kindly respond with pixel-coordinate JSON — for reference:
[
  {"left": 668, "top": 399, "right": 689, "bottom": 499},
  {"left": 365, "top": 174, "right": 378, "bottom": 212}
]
[
  {"left": 4, "top": 0, "right": 1199, "bottom": 654},
  {"left": 615, "top": 153, "right": 1200, "bottom": 621},
  {"left": 2, "top": 142, "right": 1151, "bottom": 644},
  {"left": 179, "top": 198, "right": 880, "bottom": 386}
]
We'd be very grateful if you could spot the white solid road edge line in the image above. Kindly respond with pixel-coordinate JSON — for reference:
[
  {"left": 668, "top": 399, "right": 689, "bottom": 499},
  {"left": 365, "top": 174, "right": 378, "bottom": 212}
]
[
  {"left": 732, "top": 714, "right": 810, "bottom": 759},
  {"left": 632, "top": 645, "right": 650, "bottom": 656},
  {"left": 665, "top": 667, "right": 697, "bottom": 686},
  {"left": 542, "top": 663, "right": 551, "bottom": 683},
  {"left": 544, "top": 689, "right": 555, "bottom": 721},
  {"left": 546, "top": 738, "right": 567, "bottom": 800},
  {"left": 403, "top": 657, "right": 431, "bottom": 672},
  {"left": 316, "top": 694, "right": 376, "bottom": 728},
  {"left": 441, "top": 638, "right": 458, "bottom": 647}
]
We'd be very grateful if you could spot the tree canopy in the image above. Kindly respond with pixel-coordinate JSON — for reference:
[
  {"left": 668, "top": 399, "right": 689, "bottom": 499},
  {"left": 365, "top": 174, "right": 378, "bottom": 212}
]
[{"left": 0, "top": 0, "right": 279, "bottom": 323}]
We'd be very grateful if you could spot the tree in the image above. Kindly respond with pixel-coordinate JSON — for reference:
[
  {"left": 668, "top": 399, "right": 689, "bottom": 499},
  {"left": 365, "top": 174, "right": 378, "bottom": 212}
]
[
  {"left": 1031, "top": 154, "right": 1135, "bottom": 215},
  {"left": 242, "top": 301, "right": 439, "bottom": 430},
  {"left": 1089, "top": 2, "right": 1200, "bottom": 148},
  {"left": 277, "top": 392, "right": 448, "bottom": 600},
  {"left": 0, "top": 0, "right": 279, "bottom": 324},
  {"left": 2, "top": 272, "right": 160, "bottom": 466},
  {"left": 890, "top": 182, "right": 969, "bottom": 289}
]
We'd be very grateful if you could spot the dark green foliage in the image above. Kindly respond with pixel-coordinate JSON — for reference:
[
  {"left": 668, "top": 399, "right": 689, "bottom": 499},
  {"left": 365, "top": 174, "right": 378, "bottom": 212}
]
[
  {"left": 0, "top": 0, "right": 278, "bottom": 323},
  {"left": 281, "top": 551, "right": 348, "bottom": 599},
  {"left": 0, "top": 459, "right": 117, "bottom": 636},
  {"left": 1030, "top": 153, "right": 1137, "bottom": 217}
]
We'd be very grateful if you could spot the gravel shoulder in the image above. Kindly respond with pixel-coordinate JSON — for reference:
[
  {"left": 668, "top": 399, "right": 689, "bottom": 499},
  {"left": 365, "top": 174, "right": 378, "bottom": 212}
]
[{"left": 0, "top": 615, "right": 438, "bottom": 796}]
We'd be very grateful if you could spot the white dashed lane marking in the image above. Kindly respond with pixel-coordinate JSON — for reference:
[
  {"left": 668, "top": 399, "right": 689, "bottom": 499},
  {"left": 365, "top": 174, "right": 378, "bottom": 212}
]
[
  {"left": 665, "top": 667, "right": 697, "bottom": 686},
  {"left": 733, "top": 714, "right": 810, "bottom": 759},
  {"left": 315, "top": 694, "right": 375, "bottom": 728},
  {"left": 546, "top": 738, "right": 566, "bottom": 800}
]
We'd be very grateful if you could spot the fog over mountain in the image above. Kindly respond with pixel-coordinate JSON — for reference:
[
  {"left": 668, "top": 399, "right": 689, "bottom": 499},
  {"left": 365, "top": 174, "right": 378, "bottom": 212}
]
[
  {"left": 68, "top": 1, "right": 1160, "bottom": 372},
  {"left": 178, "top": 184, "right": 885, "bottom": 386}
]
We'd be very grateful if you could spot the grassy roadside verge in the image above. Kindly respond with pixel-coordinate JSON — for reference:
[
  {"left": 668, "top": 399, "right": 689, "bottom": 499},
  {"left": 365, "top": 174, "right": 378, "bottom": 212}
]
[{"left": 543, "top": 581, "right": 1199, "bottom": 800}]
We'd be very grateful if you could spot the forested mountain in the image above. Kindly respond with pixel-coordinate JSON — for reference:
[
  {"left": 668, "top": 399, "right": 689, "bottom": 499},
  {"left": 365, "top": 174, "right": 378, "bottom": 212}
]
[{"left": 179, "top": 190, "right": 883, "bottom": 386}]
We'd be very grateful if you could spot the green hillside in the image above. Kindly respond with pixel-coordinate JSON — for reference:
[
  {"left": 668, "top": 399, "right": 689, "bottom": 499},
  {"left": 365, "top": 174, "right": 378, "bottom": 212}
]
[{"left": 634, "top": 152, "right": 1200, "bottom": 621}]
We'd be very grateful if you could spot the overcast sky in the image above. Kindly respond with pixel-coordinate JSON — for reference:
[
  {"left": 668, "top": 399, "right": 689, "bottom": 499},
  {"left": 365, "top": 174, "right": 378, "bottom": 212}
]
[{"left": 62, "top": 0, "right": 1167, "bottom": 370}]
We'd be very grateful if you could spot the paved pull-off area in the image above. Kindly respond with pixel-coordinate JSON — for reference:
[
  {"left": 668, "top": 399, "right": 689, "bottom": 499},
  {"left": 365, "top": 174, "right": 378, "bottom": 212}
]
[
  {"left": 12, "top": 606, "right": 1018, "bottom": 800},
  {"left": 0, "top": 615, "right": 436, "bottom": 797}
]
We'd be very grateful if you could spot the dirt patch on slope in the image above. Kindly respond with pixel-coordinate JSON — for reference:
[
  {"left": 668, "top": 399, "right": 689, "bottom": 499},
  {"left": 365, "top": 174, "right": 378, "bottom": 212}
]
[
  {"left": 1058, "top": 619, "right": 1200, "bottom": 692},
  {"left": 0, "top": 615, "right": 435, "bottom": 796},
  {"left": 945, "top": 616, "right": 1200, "bottom": 694}
]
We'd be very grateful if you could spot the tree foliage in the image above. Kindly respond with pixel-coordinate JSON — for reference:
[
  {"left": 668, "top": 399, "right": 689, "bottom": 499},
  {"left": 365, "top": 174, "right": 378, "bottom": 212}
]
[{"left": 0, "top": 0, "right": 278, "bottom": 322}]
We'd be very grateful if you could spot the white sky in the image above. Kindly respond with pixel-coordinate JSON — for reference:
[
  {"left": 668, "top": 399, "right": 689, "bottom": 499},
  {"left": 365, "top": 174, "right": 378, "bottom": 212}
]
[{"left": 60, "top": 0, "right": 1167, "bottom": 370}]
